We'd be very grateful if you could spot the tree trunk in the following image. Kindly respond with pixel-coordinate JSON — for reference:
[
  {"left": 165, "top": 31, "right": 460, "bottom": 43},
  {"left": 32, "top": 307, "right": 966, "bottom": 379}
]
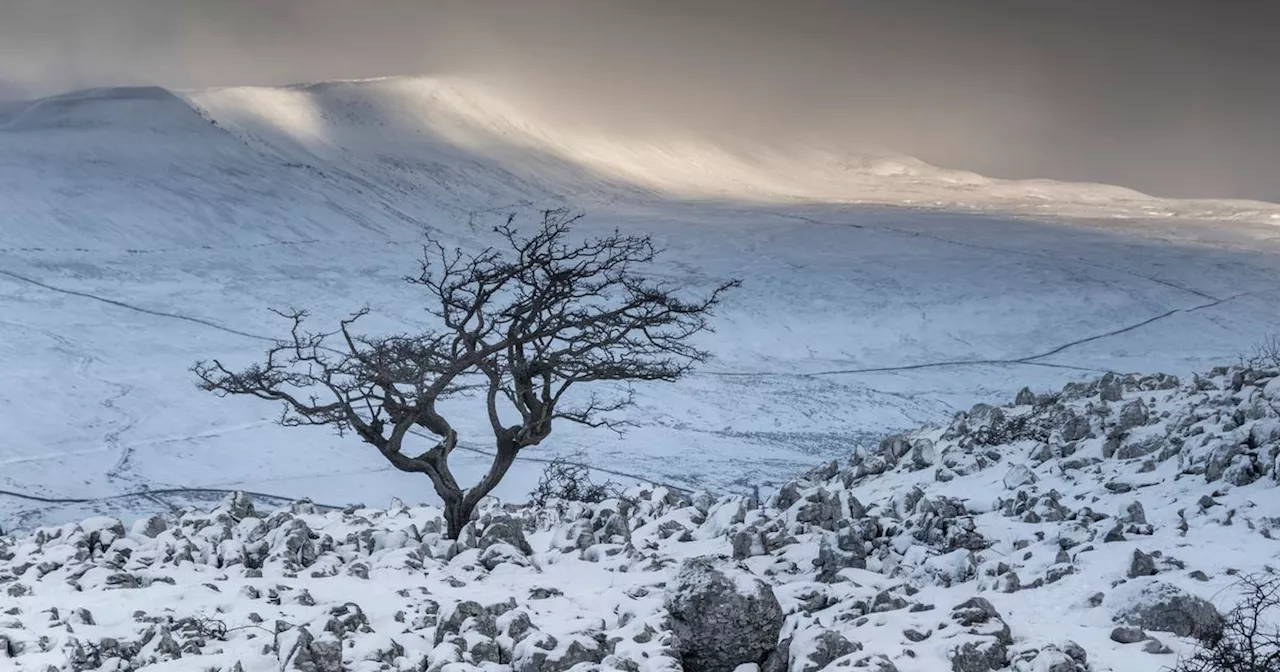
[
  {"left": 444, "top": 499, "right": 471, "bottom": 540},
  {"left": 440, "top": 438, "right": 520, "bottom": 539}
]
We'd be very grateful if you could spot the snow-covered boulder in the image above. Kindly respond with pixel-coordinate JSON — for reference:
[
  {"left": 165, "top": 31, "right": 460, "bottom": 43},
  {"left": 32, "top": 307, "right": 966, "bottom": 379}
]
[
  {"left": 791, "top": 628, "right": 862, "bottom": 671},
  {"left": 947, "top": 597, "right": 1014, "bottom": 672},
  {"left": 1108, "top": 580, "right": 1223, "bottom": 640},
  {"left": 1002, "top": 464, "right": 1036, "bottom": 490},
  {"left": 664, "top": 556, "right": 784, "bottom": 672},
  {"left": 511, "top": 632, "right": 609, "bottom": 672},
  {"left": 479, "top": 514, "right": 534, "bottom": 556},
  {"left": 1009, "top": 641, "right": 1088, "bottom": 672}
]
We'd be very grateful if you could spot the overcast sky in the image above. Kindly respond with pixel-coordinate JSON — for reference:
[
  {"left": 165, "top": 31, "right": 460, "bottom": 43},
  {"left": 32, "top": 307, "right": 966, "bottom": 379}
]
[{"left": 1, "top": 0, "right": 1276, "bottom": 201}]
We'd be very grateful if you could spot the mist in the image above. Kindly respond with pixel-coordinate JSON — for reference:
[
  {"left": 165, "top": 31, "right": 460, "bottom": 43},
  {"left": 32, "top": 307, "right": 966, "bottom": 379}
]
[{"left": 2, "top": 0, "right": 1277, "bottom": 201}]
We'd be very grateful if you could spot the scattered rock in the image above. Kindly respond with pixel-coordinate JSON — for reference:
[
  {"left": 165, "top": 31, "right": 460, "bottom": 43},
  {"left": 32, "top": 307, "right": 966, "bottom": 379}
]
[
  {"left": 798, "top": 630, "right": 861, "bottom": 672},
  {"left": 948, "top": 597, "right": 1013, "bottom": 672},
  {"left": 479, "top": 515, "right": 533, "bottom": 556},
  {"left": 1110, "top": 626, "right": 1147, "bottom": 644},
  {"left": 1003, "top": 464, "right": 1037, "bottom": 490},
  {"left": 1117, "top": 399, "right": 1150, "bottom": 431},
  {"left": 512, "top": 633, "right": 606, "bottom": 672},
  {"left": 1142, "top": 638, "right": 1173, "bottom": 655},
  {"left": 0, "top": 363, "right": 1276, "bottom": 672},
  {"left": 1128, "top": 550, "right": 1158, "bottom": 578},
  {"left": 903, "top": 629, "right": 931, "bottom": 643}
]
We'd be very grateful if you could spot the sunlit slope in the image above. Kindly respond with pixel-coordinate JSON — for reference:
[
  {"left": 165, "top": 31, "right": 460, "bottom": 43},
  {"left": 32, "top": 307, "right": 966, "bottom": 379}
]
[
  {"left": 4, "top": 77, "right": 1277, "bottom": 254},
  {"left": 184, "top": 76, "right": 1280, "bottom": 219}
]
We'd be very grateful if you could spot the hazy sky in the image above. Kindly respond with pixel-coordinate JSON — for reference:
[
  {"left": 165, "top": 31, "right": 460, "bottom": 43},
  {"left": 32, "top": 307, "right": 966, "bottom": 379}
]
[{"left": 1, "top": 0, "right": 1277, "bottom": 201}]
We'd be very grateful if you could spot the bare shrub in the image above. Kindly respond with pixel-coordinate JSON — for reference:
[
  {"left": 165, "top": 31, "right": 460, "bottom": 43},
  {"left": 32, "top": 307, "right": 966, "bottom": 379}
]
[
  {"left": 1172, "top": 573, "right": 1280, "bottom": 672},
  {"left": 528, "top": 453, "right": 620, "bottom": 508},
  {"left": 1251, "top": 334, "right": 1280, "bottom": 369}
]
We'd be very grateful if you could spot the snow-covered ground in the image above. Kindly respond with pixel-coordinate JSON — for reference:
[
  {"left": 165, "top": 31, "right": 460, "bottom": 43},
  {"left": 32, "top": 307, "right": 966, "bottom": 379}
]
[
  {"left": 2, "top": 77, "right": 1280, "bottom": 535},
  {"left": 2, "top": 365, "right": 1278, "bottom": 672}
]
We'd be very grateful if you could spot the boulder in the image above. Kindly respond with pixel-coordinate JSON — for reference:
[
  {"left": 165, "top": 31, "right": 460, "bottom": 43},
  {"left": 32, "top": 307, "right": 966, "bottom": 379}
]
[
  {"left": 1128, "top": 550, "right": 1158, "bottom": 578},
  {"left": 1117, "top": 399, "right": 1149, "bottom": 431},
  {"left": 1003, "top": 464, "right": 1037, "bottom": 490},
  {"left": 279, "top": 627, "right": 343, "bottom": 672},
  {"left": 1110, "top": 581, "right": 1223, "bottom": 640},
  {"left": 511, "top": 633, "right": 606, "bottom": 672},
  {"left": 948, "top": 598, "right": 1014, "bottom": 672},
  {"left": 479, "top": 515, "right": 533, "bottom": 556},
  {"left": 664, "top": 556, "right": 785, "bottom": 672},
  {"left": 1110, "top": 627, "right": 1147, "bottom": 644},
  {"left": 911, "top": 439, "right": 938, "bottom": 470},
  {"left": 1060, "top": 412, "right": 1093, "bottom": 442},
  {"left": 815, "top": 525, "right": 868, "bottom": 582},
  {"left": 796, "top": 630, "right": 861, "bottom": 672}
]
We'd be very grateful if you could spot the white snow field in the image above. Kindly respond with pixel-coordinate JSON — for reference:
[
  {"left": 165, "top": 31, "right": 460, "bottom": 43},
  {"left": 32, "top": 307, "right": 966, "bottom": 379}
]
[{"left": 2, "top": 76, "right": 1280, "bottom": 528}]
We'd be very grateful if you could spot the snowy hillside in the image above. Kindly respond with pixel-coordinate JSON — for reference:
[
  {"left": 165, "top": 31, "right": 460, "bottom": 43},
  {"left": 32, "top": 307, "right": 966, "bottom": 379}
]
[
  {"left": 2, "top": 364, "right": 1278, "bottom": 672},
  {"left": 183, "top": 77, "right": 1280, "bottom": 223},
  {"left": 4, "top": 78, "right": 1280, "bottom": 253},
  {"left": 3, "top": 76, "right": 1280, "bottom": 537}
]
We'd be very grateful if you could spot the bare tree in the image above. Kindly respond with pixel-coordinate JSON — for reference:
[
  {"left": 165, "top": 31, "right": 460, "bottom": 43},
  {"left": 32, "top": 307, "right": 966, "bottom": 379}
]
[
  {"left": 1173, "top": 573, "right": 1280, "bottom": 672},
  {"left": 193, "top": 209, "right": 739, "bottom": 538}
]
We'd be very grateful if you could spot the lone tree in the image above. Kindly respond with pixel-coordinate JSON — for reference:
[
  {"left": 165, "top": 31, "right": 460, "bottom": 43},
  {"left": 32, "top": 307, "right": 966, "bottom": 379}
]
[{"left": 194, "top": 209, "right": 739, "bottom": 538}]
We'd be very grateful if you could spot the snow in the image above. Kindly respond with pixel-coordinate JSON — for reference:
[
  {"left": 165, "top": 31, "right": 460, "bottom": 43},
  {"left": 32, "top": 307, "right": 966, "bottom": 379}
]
[
  {"left": 4, "top": 77, "right": 1280, "bottom": 535},
  {"left": 2, "top": 74, "right": 1280, "bottom": 670},
  {"left": 3, "top": 365, "right": 1278, "bottom": 671}
]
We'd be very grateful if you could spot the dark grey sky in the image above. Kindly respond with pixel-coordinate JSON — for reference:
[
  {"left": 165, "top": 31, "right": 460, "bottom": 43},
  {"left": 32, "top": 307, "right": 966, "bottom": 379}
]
[{"left": 2, "top": 0, "right": 1277, "bottom": 201}]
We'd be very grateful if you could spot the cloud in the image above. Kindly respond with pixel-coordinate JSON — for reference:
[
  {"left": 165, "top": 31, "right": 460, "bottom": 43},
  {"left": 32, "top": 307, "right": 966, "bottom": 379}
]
[{"left": 1, "top": 0, "right": 1276, "bottom": 201}]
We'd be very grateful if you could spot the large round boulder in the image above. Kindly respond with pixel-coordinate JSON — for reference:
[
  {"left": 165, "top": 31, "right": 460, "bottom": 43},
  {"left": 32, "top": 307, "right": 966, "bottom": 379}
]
[{"left": 664, "top": 556, "right": 784, "bottom": 672}]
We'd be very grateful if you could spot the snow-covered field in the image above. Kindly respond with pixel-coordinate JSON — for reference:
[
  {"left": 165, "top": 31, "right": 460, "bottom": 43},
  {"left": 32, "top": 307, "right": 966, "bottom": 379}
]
[{"left": 3, "top": 79, "right": 1280, "bottom": 534}]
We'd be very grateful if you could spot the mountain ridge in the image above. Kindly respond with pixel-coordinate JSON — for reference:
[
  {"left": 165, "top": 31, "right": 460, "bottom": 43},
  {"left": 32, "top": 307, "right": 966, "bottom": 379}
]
[{"left": 3, "top": 76, "right": 1278, "bottom": 248}]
